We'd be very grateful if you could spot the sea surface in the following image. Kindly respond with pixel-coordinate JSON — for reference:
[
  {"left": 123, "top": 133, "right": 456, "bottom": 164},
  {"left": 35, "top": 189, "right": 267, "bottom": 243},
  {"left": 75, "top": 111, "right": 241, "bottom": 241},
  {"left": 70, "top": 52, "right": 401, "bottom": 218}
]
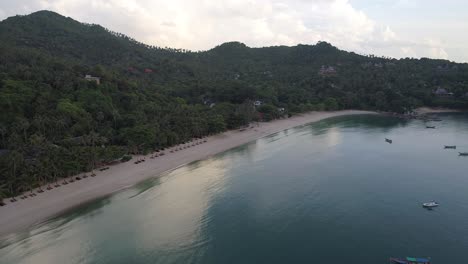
[{"left": 1, "top": 114, "right": 468, "bottom": 264}]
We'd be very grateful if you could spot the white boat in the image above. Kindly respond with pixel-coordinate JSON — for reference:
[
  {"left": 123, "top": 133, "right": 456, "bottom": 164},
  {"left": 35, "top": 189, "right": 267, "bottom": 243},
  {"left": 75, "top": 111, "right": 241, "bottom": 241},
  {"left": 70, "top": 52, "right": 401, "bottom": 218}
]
[{"left": 422, "top": 201, "right": 439, "bottom": 208}]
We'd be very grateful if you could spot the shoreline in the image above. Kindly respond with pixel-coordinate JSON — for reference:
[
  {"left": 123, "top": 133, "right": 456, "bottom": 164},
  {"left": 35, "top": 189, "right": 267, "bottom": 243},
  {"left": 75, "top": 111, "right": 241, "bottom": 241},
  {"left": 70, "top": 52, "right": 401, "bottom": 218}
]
[
  {"left": 414, "top": 107, "right": 463, "bottom": 115},
  {"left": 0, "top": 110, "right": 375, "bottom": 238}
]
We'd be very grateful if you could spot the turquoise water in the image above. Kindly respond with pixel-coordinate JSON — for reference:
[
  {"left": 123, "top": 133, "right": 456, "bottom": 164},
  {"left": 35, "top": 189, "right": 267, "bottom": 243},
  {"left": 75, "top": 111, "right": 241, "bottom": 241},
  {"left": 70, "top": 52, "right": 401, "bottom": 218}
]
[{"left": 1, "top": 114, "right": 468, "bottom": 264}]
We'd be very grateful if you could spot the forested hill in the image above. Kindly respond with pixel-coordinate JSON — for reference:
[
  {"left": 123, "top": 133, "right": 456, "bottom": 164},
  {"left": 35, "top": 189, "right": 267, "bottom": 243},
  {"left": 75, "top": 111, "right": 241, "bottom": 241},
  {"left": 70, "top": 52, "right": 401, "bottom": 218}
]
[{"left": 0, "top": 10, "right": 467, "bottom": 198}]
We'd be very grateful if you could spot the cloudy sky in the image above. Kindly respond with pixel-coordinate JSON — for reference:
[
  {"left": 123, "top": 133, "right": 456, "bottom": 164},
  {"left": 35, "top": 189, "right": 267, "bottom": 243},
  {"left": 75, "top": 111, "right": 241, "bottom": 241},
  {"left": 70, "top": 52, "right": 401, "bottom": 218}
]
[{"left": 1, "top": 0, "right": 467, "bottom": 62}]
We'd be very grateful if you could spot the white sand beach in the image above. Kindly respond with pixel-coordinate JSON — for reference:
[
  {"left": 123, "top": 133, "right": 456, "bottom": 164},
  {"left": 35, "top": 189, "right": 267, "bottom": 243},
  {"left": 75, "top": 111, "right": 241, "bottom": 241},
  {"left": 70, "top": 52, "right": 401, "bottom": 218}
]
[{"left": 0, "top": 110, "right": 375, "bottom": 237}]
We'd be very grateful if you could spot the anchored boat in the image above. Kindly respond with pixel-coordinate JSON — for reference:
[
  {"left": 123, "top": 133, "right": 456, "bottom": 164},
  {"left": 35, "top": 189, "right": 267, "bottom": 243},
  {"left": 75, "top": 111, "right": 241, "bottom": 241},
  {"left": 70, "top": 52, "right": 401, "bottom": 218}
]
[
  {"left": 385, "top": 138, "right": 393, "bottom": 144},
  {"left": 459, "top": 152, "right": 468, "bottom": 156},
  {"left": 426, "top": 126, "right": 436, "bottom": 129},
  {"left": 390, "top": 257, "right": 431, "bottom": 264},
  {"left": 422, "top": 201, "right": 439, "bottom": 208},
  {"left": 444, "top": 145, "right": 456, "bottom": 149}
]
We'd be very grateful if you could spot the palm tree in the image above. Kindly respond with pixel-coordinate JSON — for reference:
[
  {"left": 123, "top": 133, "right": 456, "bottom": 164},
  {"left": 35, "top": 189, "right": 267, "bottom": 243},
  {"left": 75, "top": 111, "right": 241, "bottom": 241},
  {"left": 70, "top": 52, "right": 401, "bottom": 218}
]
[
  {"left": 33, "top": 115, "right": 48, "bottom": 136},
  {"left": 54, "top": 117, "right": 68, "bottom": 141},
  {"left": 8, "top": 182, "right": 17, "bottom": 202},
  {"left": 28, "top": 184, "right": 36, "bottom": 197},
  {"left": 85, "top": 131, "right": 106, "bottom": 177},
  {"left": 37, "top": 154, "right": 54, "bottom": 191},
  {"left": 34, "top": 169, "right": 45, "bottom": 193},
  {"left": 68, "top": 173, "right": 75, "bottom": 183},
  {"left": 14, "top": 118, "right": 30, "bottom": 143},
  {"left": 8, "top": 150, "right": 23, "bottom": 198},
  {"left": 0, "top": 125, "right": 7, "bottom": 148},
  {"left": 52, "top": 166, "right": 61, "bottom": 187},
  {"left": 0, "top": 184, "right": 7, "bottom": 206},
  {"left": 16, "top": 175, "right": 30, "bottom": 199},
  {"left": 49, "top": 146, "right": 62, "bottom": 187}
]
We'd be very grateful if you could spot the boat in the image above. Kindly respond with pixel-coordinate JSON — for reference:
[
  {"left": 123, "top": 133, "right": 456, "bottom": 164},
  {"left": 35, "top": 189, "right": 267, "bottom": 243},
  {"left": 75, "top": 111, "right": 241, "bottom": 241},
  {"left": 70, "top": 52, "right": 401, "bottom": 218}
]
[
  {"left": 444, "top": 145, "right": 456, "bottom": 149},
  {"left": 425, "top": 126, "right": 436, "bottom": 129},
  {"left": 422, "top": 201, "right": 439, "bottom": 208},
  {"left": 385, "top": 138, "right": 393, "bottom": 144},
  {"left": 459, "top": 152, "right": 468, "bottom": 156},
  {"left": 390, "top": 257, "right": 431, "bottom": 264}
]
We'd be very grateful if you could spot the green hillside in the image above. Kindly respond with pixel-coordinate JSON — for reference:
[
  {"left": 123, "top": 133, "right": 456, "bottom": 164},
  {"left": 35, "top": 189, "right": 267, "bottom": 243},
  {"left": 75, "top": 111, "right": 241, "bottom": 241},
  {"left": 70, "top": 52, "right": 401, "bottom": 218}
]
[{"left": 0, "top": 10, "right": 467, "bottom": 199}]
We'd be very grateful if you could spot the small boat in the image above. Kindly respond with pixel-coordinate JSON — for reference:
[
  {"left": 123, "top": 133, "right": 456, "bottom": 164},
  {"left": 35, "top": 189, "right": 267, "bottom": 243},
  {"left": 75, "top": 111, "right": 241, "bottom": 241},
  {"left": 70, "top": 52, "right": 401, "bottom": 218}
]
[
  {"left": 425, "top": 126, "right": 436, "bottom": 129},
  {"left": 390, "top": 257, "right": 431, "bottom": 264},
  {"left": 422, "top": 201, "right": 439, "bottom": 208},
  {"left": 459, "top": 152, "right": 468, "bottom": 156},
  {"left": 385, "top": 138, "right": 393, "bottom": 144},
  {"left": 444, "top": 145, "right": 456, "bottom": 149}
]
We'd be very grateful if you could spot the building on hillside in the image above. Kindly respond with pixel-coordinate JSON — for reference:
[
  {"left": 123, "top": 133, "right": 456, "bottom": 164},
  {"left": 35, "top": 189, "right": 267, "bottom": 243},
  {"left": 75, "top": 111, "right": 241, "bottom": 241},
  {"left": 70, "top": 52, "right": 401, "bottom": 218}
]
[
  {"left": 263, "top": 71, "right": 273, "bottom": 78},
  {"left": 318, "top": 65, "right": 337, "bottom": 76},
  {"left": 433, "top": 87, "right": 453, "bottom": 96},
  {"left": 254, "top": 100, "right": 263, "bottom": 107},
  {"left": 144, "top": 68, "right": 153, "bottom": 73},
  {"left": 203, "top": 98, "right": 216, "bottom": 108},
  {"left": 374, "top": 62, "right": 383, "bottom": 68},
  {"left": 84, "top": 74, "right": 100, "bottom": 85}
]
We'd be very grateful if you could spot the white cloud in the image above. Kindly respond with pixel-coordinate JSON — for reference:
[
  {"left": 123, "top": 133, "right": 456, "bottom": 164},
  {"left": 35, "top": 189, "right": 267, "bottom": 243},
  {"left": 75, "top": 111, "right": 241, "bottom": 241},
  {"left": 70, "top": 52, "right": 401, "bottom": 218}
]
[
  {"left": 0, "top": 0, "right": 465, "bottom": 61},
  {"left": 425, "top": 39, "right": 449, "bottom": 60}
]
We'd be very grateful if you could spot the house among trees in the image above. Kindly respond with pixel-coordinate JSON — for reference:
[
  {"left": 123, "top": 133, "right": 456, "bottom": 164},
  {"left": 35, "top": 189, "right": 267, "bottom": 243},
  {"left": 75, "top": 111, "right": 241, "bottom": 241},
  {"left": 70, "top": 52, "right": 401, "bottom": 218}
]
[
  {"left": 263, "top": 71, "right": 273, "bottom": 78},
  {"left": 319, "top": 65, "right": 337, "bottom": 76},
  {"left": 433, "top": 87, "right": 453, "bottom": 97},
  {"left": 203, "top": 98, "right": 216, "bottom": 108},
  {"left": 374, "top": 62, "right": 383, "bottom": 68},
  {"left": 253, "top": 100, "right": 262, "bottom": 107},
  {"left": 144, "top": 68, "right": 153, "bottom": 73},
  {"left": 84, "top": 74, "right": 100, "bottom": 84}
]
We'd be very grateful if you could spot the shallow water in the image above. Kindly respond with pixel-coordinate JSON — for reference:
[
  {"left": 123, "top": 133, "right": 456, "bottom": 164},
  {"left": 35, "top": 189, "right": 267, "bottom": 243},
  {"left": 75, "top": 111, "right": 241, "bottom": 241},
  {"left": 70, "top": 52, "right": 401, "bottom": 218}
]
[{"left": 1, "top": 114, "right": 468, "bottom": 264}]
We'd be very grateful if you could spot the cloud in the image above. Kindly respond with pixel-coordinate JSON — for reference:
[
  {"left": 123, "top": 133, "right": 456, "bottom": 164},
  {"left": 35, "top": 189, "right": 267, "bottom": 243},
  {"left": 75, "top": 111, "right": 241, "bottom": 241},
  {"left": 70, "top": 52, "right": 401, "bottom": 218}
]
[
  {"left": 0, "top": 0, "right": 464, "bottom": 61},
  {"left": 425, "top": 39, "right": 449, "bottom": 60}
]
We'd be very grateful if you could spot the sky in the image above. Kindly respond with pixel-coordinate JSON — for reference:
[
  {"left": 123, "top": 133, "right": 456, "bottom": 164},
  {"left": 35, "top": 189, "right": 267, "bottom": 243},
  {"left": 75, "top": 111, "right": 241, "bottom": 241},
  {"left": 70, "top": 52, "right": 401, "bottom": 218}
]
[{"left": 0, "top": 0, "right": 467, "bottom": 62}]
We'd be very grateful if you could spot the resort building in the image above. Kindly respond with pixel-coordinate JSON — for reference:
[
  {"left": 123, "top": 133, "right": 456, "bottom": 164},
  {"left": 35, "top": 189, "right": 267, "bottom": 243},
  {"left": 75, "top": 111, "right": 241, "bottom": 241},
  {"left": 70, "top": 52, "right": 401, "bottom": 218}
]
[
  {"left": 84, "top": 74, "right": 100, "bottom": 85},
  {"left": 433, "top": 87, "right": 453, "bottom": 97},
  {"left": 318, "top": 65, "right": 337, "bottom": 76}
]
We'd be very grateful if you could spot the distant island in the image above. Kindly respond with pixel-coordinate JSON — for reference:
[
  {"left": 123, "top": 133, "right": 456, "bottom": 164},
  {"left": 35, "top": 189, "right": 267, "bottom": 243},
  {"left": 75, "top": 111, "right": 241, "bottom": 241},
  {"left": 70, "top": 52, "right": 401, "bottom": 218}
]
[{"left": 0, "top": 10, "right": 467, "bottom": 201}]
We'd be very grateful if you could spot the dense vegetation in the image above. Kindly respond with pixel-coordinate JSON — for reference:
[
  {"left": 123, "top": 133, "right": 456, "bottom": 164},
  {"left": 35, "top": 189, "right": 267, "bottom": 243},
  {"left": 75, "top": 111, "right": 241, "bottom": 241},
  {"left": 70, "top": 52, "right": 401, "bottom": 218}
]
[{"left": 1, "top": 10, "right": 467, "bottom": 201}]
